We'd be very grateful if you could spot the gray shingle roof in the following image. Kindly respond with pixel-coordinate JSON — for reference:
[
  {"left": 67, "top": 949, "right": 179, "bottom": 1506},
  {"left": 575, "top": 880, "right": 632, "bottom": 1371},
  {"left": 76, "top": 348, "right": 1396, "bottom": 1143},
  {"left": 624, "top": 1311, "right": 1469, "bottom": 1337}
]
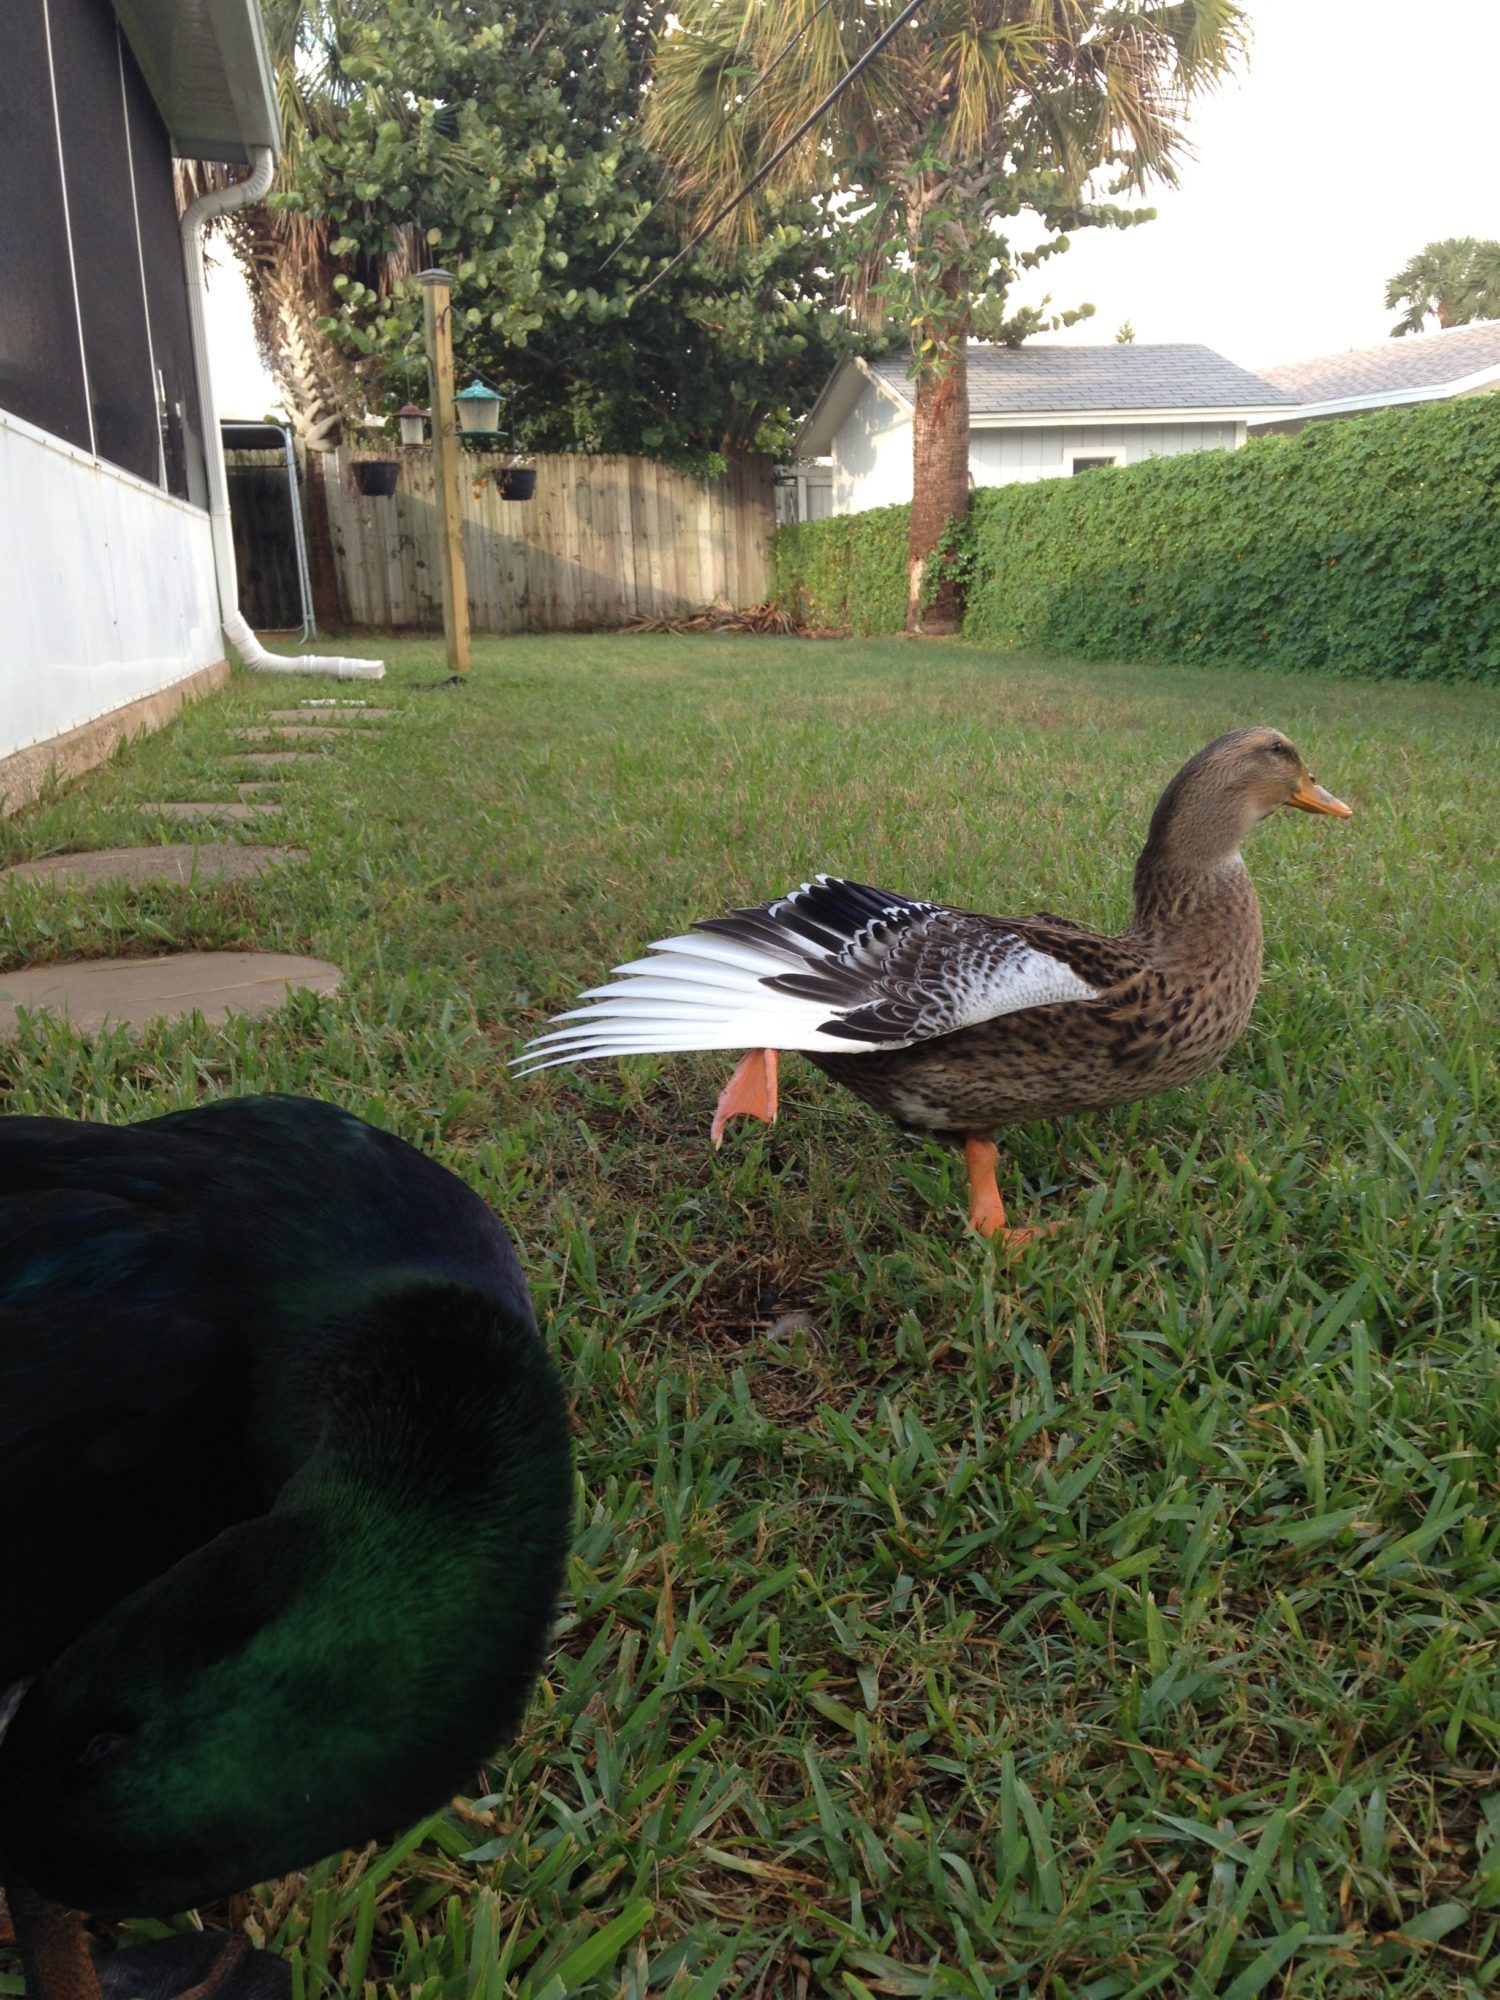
[
  {"left": 1256, "top": 323, "right": 1500, "bottom": 404},
  {"left": 869, "top": 343, "right": 1294, "bottom": 414}
]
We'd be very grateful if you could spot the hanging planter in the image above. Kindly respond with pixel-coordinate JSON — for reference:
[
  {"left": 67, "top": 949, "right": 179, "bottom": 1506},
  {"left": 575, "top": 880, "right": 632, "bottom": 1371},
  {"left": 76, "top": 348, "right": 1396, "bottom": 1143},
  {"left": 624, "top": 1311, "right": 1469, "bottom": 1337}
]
[
  {"left": 351, "top": 459, "right": 400, "bottom": 497},
  {"left": 494, "top": 464, "right": 537, "bottom": 501}
]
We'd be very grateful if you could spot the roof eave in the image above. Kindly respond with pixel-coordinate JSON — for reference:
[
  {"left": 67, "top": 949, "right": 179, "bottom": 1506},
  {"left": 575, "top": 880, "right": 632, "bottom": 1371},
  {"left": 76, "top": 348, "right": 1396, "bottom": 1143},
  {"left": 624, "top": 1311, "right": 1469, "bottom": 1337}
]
[
  {"left": 794, "top": 355, "right": 911, "bottom": 455},
  {"left": 967, "top": 404, "right": 1287, "bottom": 427},
  {"left": 114, "top": 0, "right": 280, "bottom": 164},
  {"left": 1256, "top": 363, "right": 1500, "bottom": 423}
]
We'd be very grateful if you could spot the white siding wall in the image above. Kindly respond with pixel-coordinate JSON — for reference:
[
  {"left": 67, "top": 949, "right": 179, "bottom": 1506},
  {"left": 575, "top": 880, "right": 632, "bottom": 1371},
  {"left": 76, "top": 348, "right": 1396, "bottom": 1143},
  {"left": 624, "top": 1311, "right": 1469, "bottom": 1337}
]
[
  {"left": 1, "top": 411, "right": 221, "bottom": 762},
  {"left": 830, "top": 378, "right": 915, "bottom": 513},
  {"left": 829, "top": 407, "right": 1244, "bottom": 514},
  {"left": 968, "top": 421, "right": 1242, "bottom": 486}
]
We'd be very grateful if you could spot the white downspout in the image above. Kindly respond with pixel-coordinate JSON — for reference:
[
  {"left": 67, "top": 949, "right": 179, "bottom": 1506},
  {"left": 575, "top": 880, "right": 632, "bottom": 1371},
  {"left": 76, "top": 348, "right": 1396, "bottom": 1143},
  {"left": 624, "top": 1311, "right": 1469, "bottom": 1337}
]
[{"left": 181, "top": 146, "right": 383, "bottom": 680}]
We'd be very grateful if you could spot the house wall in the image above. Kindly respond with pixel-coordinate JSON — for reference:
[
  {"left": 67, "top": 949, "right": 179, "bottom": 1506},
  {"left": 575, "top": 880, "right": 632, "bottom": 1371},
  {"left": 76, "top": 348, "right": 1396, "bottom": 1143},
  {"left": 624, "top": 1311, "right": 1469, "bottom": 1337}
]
[
  {"left": 0, "top": 0, "right": 223, "bottom": 780},
  {"left": 830, "top": 377, "right": 916, "bottom": 514},
  {"left": 775, "top": 463, "right": 834, "bottom": 525},
  {"left": 970, "top": 421, "right": 1243, "bottom": 483},
  {"left": 1, "top": 412, "right": 222, "bottom": 764},
  {"left": 829, "top": 394, "right": 1244, "bottom": 513}
]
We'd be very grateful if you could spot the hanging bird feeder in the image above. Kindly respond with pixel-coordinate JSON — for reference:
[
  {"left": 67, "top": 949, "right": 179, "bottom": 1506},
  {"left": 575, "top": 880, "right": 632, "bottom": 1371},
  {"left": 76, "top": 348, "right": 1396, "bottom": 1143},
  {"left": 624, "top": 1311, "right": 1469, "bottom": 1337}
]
[{"left": 453, "top": 380, "right": 504, "bottom": 442}]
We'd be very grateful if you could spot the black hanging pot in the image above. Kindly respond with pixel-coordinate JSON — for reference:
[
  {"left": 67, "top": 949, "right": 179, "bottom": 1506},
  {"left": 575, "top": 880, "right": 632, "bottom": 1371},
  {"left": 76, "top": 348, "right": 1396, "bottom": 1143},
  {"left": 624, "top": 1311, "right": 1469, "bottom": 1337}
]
[
  {"left": 494, "top": 465, "right": 537, "bottom": 501},
  {"left": 352, "top": 459, "right": 400, "bottom": 497}
]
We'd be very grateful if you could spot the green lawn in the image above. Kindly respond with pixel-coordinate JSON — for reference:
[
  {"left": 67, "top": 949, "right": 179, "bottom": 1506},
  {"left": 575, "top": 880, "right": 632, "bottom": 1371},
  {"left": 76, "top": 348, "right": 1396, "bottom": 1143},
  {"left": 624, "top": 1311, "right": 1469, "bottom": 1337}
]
[{"left": 2, "top": 635, "right": 1498, "bottom": 1999}]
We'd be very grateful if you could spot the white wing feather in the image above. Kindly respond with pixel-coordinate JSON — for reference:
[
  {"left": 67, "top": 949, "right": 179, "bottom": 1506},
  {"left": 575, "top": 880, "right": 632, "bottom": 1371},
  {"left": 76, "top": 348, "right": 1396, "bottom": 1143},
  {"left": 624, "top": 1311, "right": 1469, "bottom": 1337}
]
[{"left": 513, "top": 876, "right": 1099, "bottom": 1073}]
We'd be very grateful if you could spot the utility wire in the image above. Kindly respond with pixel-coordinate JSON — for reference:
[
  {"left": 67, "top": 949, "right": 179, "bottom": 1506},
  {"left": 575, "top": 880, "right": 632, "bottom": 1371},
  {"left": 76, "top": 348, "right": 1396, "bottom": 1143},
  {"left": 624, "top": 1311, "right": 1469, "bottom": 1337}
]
[
  {"left": 631, "top": 0, "right": 924, "bottom": 306},
  {"left": 598, "top": 0, "right": 839, "bottom": 278},
  {"left": 739, "top": 0, "right": 840, "bottom": 109}
]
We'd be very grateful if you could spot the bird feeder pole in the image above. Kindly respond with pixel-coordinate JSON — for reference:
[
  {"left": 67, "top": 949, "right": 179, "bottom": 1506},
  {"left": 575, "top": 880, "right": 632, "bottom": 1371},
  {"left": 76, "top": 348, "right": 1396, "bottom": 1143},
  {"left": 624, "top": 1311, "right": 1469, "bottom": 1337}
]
[{"left": 417, "top": 269, "right": 470, "bottom": 676}]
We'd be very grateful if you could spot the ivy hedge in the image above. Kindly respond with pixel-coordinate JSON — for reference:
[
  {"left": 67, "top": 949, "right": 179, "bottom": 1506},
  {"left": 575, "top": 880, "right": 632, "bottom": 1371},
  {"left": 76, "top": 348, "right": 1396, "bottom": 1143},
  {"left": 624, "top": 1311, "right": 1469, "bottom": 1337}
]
[
  {"left": 774, "top": 396, "right": 1500, "bottom": 682},
  {"left": 772, "top": 503, "right": 908, "bottom": 635}
]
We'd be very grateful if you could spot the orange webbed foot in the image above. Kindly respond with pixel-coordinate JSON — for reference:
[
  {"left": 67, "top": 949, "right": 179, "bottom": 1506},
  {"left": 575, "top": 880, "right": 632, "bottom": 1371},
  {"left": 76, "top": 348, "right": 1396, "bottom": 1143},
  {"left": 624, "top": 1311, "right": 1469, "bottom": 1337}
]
[{"left": 710, "top": 1048, "right": 780, "bottom": 1149}]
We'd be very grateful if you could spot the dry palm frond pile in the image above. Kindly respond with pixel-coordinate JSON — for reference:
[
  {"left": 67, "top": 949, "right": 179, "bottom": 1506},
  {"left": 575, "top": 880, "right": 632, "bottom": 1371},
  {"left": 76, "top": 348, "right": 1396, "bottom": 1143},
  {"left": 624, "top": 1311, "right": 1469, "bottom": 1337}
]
[{"left": 620, "top": 602, "right": 845, "bottom": 638}]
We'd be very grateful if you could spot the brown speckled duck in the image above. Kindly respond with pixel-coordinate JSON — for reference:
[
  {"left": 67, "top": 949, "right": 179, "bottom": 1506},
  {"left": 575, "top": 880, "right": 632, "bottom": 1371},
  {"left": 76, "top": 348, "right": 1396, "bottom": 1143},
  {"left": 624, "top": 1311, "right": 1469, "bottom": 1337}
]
[{"left": 518, "top": 728, "right": 1352, "bottom": 1241}]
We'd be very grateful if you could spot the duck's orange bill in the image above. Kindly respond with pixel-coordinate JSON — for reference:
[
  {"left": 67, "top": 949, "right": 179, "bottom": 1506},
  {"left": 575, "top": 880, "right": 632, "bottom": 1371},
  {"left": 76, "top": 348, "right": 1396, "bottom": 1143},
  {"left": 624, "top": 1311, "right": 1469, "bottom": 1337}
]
[{"left": 1287, "top": 776, "right": 1353, "bottom": 817}]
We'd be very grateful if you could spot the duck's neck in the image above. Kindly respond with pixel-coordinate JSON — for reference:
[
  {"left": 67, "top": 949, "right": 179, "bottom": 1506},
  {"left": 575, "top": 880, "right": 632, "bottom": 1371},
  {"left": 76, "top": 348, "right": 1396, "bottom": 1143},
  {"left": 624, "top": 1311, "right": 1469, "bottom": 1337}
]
[{"left": 1128, "top": 784, "right": 1262, "bottom": 950}]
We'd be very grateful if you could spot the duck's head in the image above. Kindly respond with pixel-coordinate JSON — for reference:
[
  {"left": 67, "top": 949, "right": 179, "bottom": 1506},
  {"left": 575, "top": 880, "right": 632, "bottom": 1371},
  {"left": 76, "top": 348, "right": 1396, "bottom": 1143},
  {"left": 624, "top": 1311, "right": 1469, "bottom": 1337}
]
[
  {"left": 1141, "top": 726, "right": 1352, "bottom": 871},
  {"left": 0, "top": 1284, "right": 573, "bottom": 1921}
]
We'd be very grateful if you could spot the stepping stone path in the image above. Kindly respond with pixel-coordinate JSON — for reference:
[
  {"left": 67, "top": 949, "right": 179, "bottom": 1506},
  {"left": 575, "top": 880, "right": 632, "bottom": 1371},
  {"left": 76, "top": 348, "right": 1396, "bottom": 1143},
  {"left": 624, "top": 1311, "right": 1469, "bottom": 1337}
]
[
  {"left": 0, "top": 952, "right": 341, "bottom": 1038},
  {"left": 135, "top": 801, "right": 282, "bottom": 822},
  {"left": 1, "top": 845, "right": 304, "bottom": 890},
  {"left": 0, "top": 698, "right": 387, "bottom": 1041}
]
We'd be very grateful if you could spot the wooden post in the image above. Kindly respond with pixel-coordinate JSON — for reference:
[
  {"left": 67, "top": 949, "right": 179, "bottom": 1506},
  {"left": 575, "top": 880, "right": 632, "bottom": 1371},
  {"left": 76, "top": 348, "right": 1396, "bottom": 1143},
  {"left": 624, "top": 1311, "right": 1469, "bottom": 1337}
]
[{"left": 418, "top": 268, "right": 471, "bottom": 674}]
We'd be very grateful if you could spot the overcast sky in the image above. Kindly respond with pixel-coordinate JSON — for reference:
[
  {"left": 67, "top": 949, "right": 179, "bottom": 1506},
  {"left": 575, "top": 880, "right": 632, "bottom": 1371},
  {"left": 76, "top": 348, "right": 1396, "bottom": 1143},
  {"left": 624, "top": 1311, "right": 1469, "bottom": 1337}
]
[
  {"left": 205, "top": 0, "right": 1500, "bottom": 417},
  {"left": 1008, "top": 0, "right": 1500, "bottom": 370}
]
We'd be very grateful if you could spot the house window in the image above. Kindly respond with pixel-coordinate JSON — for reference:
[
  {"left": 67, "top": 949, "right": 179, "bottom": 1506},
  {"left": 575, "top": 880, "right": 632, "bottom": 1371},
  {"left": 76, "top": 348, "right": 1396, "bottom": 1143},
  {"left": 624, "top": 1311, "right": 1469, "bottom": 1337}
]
[{"left": 1068, "top": 452, "right": 1123, "bottom": 475}]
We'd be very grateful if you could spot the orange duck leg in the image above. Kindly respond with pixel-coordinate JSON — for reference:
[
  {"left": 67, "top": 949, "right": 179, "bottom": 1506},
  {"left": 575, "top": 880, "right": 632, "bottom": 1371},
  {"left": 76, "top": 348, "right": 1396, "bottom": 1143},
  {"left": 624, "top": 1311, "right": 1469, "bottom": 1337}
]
[{"left": 963, "top": 1138, "right": 1056, "bottom": 1248}]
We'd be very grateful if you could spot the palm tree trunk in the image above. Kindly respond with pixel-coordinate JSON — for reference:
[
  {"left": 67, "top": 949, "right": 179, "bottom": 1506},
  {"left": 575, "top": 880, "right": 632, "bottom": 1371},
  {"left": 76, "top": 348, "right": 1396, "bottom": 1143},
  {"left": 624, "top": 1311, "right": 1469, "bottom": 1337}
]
[
  {"left": 235, "top": 215, "right": 366, "bottom": 450},
  {"left": 907, "top": 295, "right": 971, "bottom": 636}
]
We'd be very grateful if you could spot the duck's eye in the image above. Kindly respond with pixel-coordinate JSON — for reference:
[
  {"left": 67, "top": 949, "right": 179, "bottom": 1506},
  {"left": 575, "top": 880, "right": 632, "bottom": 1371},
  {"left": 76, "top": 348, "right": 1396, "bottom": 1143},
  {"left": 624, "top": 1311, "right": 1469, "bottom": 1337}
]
[
  {"left": 1270, "top": 741, "right": 1298, "bottom": 763},
  {"left": 78, "top": 1729, "right": 131, "bottom": 1768}
]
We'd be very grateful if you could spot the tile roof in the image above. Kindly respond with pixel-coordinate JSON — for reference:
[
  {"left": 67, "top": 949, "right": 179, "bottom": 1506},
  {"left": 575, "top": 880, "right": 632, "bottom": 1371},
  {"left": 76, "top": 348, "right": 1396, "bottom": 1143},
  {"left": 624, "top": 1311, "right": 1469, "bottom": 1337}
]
[
  {"left": 1257, "top": 322, "right": 1500, "bottom": 404},
  {"left": 869, "top": 343, "right": 1294, "bottom": 414}
]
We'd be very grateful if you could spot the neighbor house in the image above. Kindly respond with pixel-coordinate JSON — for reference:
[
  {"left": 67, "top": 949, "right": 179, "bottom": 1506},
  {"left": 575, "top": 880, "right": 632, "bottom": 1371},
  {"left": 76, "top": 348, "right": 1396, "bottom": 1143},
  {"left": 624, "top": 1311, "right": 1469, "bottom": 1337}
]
[
  {"left": 0, "top": 0, "right": 277, "bottom": 812},
  {"left": 1249, "top": 322, "right": 1500, "bottom": 436},
  {"left": 792, "top": 344, "right": 1295, "bottom": 516}
]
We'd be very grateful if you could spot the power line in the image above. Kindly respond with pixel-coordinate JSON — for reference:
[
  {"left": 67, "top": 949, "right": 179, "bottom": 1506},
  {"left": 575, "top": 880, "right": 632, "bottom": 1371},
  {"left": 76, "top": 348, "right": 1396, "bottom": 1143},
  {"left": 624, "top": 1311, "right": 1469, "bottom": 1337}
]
[
  {"left": 631, "top": 0, "right": 924, "bottom": 307},
  {"left": 598, "top": 0, "right": 839, "bottom": 279},
  {"left": 739, "top": 0, "right": 839, "bottom": 110}
]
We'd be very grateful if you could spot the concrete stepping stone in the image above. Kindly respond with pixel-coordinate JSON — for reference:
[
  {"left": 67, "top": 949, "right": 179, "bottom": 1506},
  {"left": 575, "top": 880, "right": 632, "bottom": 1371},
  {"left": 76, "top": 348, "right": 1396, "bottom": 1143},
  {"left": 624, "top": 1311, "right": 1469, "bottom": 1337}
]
[
  {"left": 232, "top": 752, "right": 326, "bottom": 770},
  {"left": 264, "top": 708, "right": 398, "bottom": 723},
  {"left": 0, "top": 951, "right": 341, "bottom": 1037},
  {"left": 231, "top": 727, "right": 356, "bottom": 743},
  {"left": 135, "top": 801, "right": 283, "bottom": 822},
  {"left": 236, "top": 782, "right": 282, "bottom": 797},
  {"left": 1, "top": 844, "right": 304, "bottom": 890}
]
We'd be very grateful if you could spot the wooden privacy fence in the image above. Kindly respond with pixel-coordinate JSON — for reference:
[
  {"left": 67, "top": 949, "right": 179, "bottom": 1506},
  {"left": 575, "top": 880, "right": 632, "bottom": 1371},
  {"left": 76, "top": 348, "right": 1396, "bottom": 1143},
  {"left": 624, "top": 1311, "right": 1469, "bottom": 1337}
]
[{"left": 323, "top": 449, "right": 775, "bottom": 631}]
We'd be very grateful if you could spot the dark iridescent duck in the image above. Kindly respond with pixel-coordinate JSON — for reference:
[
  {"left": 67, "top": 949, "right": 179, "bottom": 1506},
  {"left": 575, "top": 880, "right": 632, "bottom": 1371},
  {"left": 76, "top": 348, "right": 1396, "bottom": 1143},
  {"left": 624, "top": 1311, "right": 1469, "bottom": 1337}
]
[
  {"left": 519, "top": 728, "right": 1352, "bottom": 1239},
  {"left": 0, "top": 1096, "right": 573, "bottom": 2000}
]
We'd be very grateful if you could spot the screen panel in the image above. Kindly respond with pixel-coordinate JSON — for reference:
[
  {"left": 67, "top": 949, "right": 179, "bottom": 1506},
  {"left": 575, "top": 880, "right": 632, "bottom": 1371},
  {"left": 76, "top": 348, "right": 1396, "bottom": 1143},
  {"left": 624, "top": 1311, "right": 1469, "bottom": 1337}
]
[
  {"left": 122, "top": 28, "right": 208, "bottom": 504},
  {"left": 0, "top": 0, "right": 93, "bottom": 452},
  {"left": 47, "top": 0, "right": 161, "bottom": 485}
]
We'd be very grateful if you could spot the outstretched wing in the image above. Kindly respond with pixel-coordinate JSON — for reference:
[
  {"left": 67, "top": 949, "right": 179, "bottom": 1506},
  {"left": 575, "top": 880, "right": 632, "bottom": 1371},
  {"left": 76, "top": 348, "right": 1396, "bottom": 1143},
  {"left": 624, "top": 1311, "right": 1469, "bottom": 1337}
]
[{"left": 516, "top": 875, "right": 1124, "bottom": 1070}]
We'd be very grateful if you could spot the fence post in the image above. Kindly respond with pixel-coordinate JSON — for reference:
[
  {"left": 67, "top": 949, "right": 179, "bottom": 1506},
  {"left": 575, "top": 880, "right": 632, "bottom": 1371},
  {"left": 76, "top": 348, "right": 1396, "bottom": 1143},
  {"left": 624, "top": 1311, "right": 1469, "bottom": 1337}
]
[{"left": 418, "top": 268, "right": 471, "bottom": 675}]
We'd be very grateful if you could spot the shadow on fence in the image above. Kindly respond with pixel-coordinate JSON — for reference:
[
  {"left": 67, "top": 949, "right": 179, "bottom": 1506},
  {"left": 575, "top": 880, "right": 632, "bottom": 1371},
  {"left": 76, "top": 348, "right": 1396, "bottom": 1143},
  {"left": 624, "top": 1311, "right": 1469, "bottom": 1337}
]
[{"left": 322, "top": 450, "right": 775, "bottom": 632}]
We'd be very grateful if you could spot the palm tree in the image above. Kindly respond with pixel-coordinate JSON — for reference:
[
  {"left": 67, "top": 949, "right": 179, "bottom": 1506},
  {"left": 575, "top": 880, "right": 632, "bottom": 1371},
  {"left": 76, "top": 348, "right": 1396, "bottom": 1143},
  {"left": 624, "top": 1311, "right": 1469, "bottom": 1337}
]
[
  {"left": 1386, "top": 238, "right": 1481, "bottom": 338},
  {"left": 181, "top": 0, "right": 419, "bottom": 448},
  {"left": 1470, "top": 240, "right": 1500, "bottom": 324},
  {"left": 1385, "top": 237, "right": 1500, "bottom": 337},
  {"left": 647, "top": 0, "right": 1248, "bottom": 630}
]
